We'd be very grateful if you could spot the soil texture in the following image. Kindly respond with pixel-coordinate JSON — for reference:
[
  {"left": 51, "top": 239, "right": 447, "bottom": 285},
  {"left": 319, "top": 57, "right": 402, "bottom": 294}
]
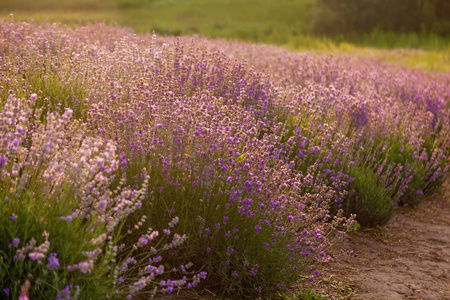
[{"left": 319, "top": 178, "right": 450, "bottom": 300}]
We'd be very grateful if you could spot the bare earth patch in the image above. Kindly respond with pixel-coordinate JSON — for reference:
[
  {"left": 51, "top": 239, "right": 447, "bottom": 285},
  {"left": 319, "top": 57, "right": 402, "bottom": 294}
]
[{"left": 318, "top": 178, "right": 450, "bottom": 300}]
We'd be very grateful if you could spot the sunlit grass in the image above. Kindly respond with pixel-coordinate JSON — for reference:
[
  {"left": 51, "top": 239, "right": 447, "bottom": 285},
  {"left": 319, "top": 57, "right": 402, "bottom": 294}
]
[
  {"left": 0, "top": 11, "right": 117, "bottom": 25},
  {"left": 286, "top": 41, "right": 450, "bottom": 73},
  {"left": 343, "top": 47, "right": 450, "bottom": 73}
]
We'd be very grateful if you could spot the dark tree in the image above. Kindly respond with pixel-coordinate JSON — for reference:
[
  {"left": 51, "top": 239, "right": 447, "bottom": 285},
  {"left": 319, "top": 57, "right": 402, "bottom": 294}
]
[{"left": 312, "top": 0, "right": 450, "bottom": 36}]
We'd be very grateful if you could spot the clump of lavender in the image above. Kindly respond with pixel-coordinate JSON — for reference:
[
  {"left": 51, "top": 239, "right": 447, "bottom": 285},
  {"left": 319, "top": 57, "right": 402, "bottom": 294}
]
[
  {"left": 0, "top": 94, "right": 205, "bottom": 299},
  {"left": 1, "top": 19, "right": 448, "bottom": 299}
]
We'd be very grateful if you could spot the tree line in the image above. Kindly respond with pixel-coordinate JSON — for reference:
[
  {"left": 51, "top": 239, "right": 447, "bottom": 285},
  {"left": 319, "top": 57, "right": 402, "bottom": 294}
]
[{"left": 313, "top": 0, "right": 450, "bottom": 36}]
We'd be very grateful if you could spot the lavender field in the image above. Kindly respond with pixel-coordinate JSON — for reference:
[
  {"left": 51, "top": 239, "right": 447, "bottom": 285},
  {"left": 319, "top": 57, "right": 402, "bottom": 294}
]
[{"left": 1, "top": 20, "right": 449, "bottom": 299}]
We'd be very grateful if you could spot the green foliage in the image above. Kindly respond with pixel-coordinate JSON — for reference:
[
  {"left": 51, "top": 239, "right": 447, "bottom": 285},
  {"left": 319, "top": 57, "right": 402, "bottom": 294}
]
[
  {"left": 344, "top": 164, "right": 395, "bottom": 227},
  {"left": 0, "top": 62, "right": 88, "bottom": 122},
  {"left": 279, "top": 288, "right": 328, "bottom": 300},
  {"left": 385, "top": 141, "right": 425, "bottom": 207},
  {"left": 313, "top": 0, "right": 450, "bottom": 36},
  {"left": 0, "top": 186, "right": 116, "bottom": 299},
  {"left": 0, "top": 0, "right": 113, "bottom": 11}
]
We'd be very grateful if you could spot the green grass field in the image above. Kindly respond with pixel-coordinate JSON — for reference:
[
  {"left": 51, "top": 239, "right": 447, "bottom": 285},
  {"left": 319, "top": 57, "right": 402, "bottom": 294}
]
[{"left": 1, "top": 0, "right": 449, "bottom": 72}]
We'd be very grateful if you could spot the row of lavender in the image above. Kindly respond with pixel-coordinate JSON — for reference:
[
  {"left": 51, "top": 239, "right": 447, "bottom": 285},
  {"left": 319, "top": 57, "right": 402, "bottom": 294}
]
[
  {"left": 1, "top": 20, "right": 448, "bottom": 299},
  {"left": 178, "top": 35, "right": 450, "bottom": 222}
]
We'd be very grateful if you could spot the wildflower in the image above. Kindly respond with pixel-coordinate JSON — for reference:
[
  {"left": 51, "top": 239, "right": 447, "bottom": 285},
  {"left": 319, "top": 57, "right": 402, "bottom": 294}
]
[
  {"left": 138, "top": 236, "right": 148, "bottom": 246},
  {"left": 0, "top": 155, "right": 7, "bottom": 168},
  {"left": 90, "top": 233, "right": 107, "bottom": 245},
  {"left": 18, "top": 280, "right": 30, "bottom": 300},
  {"left": 168, "top": 216, "right": 179, "bottom": 228},
  {"left": 10, "top": 138, "right": 20, "bottom": 151},
  {"left": 10, "top": 213, "right": 17, "bottom": 221},
  {"left": 70, "top": 260, "right": 94, "bottom": 274},
  {"left": 12, "top": 237, "right": 20, "bottom": 247},
  {"left": 56, "top": 285, "right": 72, "bottom": 300},
  {"left": 29, "top": 251, "right": 45, "bottom": 262},
  {"left": 15, "top": 238, "right": 36, "bottom": 261},
  {"left": 46, "top": 253, "right": 60, "bottom": 270}
]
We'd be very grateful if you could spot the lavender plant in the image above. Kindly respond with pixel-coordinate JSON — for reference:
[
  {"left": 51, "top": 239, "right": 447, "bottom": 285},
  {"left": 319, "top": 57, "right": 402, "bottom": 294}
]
[
  {"left": 1, "top": 18, "right": 448, "bottom": 299},
  {"left": 0, "top": 94, "right": 205, "bottom": 299}
]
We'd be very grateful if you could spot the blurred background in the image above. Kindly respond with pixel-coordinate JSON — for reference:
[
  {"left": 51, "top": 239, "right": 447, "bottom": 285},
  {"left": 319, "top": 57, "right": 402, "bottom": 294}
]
[{"left": 1, "top": 0, "right": 450, "bottom": 71}]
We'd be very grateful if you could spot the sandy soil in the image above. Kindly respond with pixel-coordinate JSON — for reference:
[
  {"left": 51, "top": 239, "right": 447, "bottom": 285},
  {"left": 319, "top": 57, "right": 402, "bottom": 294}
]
[{"left": 318, "top": 178, "right": 450, "bottom": 300}]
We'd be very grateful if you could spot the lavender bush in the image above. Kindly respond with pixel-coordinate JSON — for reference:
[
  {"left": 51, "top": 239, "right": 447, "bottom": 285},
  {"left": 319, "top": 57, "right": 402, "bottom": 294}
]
[
  {"left": 0, "top": 94, "right": 205, "bottom": 299},
  {"left": 1, "top": 19, "right": 448, "bottom": 298}
]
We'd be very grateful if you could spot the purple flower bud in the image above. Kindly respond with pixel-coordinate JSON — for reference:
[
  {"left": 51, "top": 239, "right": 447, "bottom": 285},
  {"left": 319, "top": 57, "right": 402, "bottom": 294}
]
[
  {"left": 0, "top": 155, "right": 7, "bottom": 168},
  {"left": 46, "top": 253, "right": 60, "bottom": 270}
]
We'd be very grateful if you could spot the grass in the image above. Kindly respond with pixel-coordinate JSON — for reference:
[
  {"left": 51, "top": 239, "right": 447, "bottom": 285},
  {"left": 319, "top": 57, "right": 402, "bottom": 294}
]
[{"left": 1, "top": 0, "right": 450, "bottom": 72}]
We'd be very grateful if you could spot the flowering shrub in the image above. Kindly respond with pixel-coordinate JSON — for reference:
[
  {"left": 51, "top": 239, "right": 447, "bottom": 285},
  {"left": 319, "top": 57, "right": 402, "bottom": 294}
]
[
  {"left": 0, "top": 95, "right": 205, "bottom": 299},
  {"left": 1, "top": 19, "right": 448, "bottom": 298}
]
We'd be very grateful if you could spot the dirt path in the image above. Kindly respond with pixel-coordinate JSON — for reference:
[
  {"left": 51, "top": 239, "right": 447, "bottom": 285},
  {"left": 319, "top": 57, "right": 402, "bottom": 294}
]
[{"left": 320, "top": 178, "right": 450, "bottom": 300}]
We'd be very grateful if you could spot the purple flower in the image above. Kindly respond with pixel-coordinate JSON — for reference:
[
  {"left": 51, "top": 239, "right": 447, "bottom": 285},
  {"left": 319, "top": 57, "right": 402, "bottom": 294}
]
[
  {"left": 139, "top": 236, "right": 148, "bottom": 246},
  {"left": 223, "top": 216, "right": 228, "bottom": 224},
  {"left": 0, "top": 155, "right": 7, "bottom": 168},
  {"left": 29, "top": 251, "right": 45, "bottom": 261},
  {"left": 46, "top": 253, "right": 60, "bottom": 270},
  {"left": 10, "top": 138, "right": 20, "bottom": 150},
  {"left": 56, "top": 285, "right": 72, "bottom": 300},
  {"left": 10, "top": 213, "right": 17, "bottom": 221}
]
